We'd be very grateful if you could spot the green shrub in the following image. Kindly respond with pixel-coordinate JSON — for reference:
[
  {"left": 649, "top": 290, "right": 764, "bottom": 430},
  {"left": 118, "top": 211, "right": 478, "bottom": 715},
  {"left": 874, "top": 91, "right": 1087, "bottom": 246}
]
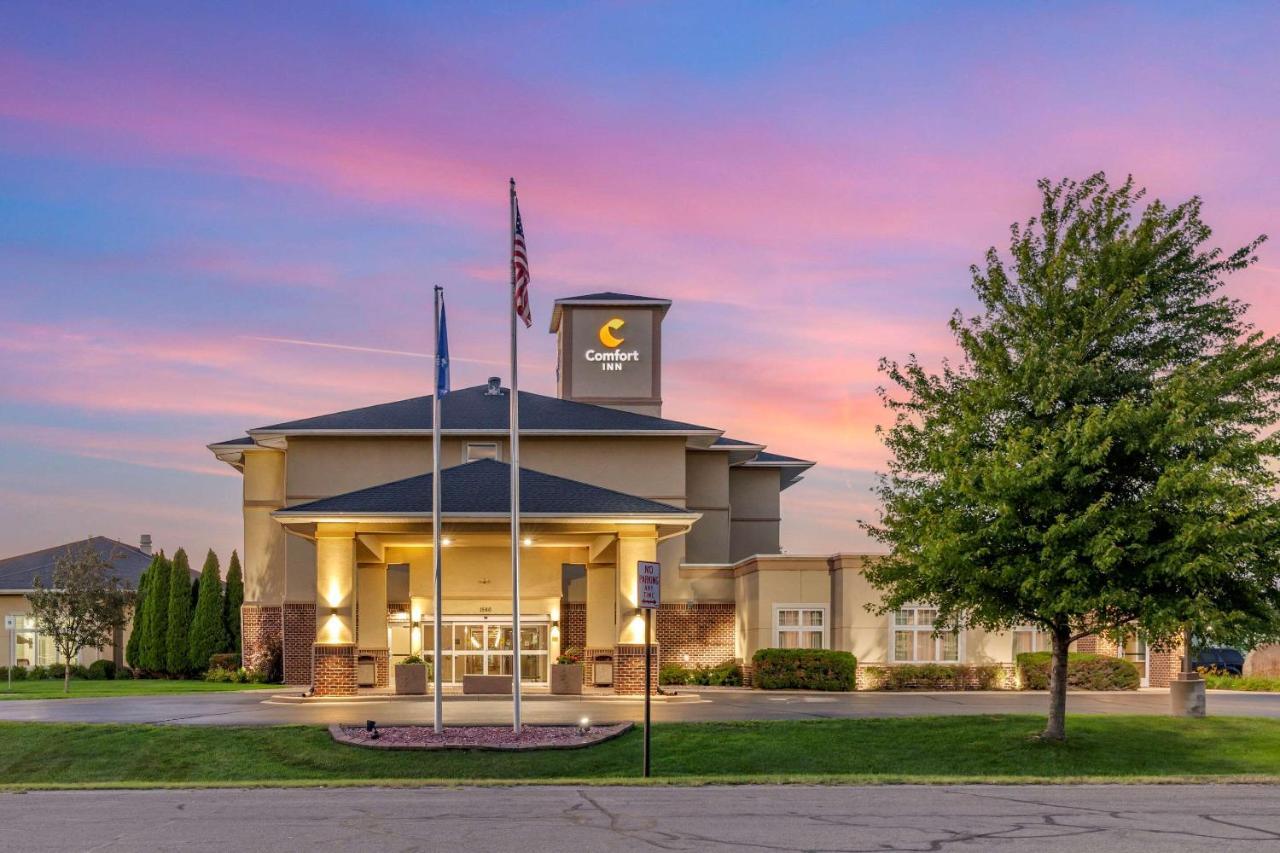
[
  {"left": 1017, "top": 651, "right": 1140, "bottom": 690},
  {"left": 43, "top": 663, "right": 87, "bottom": 680},
  {"left": 86, "top": 660, "right": 116, "bottom": 680},
  {"left": 659, "top": 663, "right": 691, "bottom": 685},
  {"left": 659, "top": 660, "right": 743, "bottom": 687},
  {"left": 209, "top": 653, "right": 240, "bottom": 672},
  {"left": 752, "top": 648, "right": 857, "bottom": 691},
  {"left": 204, "top": 667, "right": 233, "bottom": 683},
  {"left": 875, "top": 663, "right": 1000, "bottom": 690},
  {"left": 0, "top": 666, "right": 28, "bottom": 681},
  {"left": 1201, "top": 673, "right": 1280, "bottom": 691},
  {"left": 28, "top": 666, "right": 46, "bottom": 680}
]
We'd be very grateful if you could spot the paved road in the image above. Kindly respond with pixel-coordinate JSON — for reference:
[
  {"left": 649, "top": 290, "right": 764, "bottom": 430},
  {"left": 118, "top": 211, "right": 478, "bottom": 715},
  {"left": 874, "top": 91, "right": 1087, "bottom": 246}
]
[
  {"left": 0, "top": 687, "right": 1277, "bottom": 726},
  {"left": 3, "top": 784, "right": 1278, "bottom": 851}
]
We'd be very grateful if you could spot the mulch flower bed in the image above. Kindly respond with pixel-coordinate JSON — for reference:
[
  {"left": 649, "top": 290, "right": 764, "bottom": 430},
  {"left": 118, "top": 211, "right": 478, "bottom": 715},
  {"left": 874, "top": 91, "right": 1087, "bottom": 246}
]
[{"left": 330, "top": 722, "right": 632, "bottom": 751}]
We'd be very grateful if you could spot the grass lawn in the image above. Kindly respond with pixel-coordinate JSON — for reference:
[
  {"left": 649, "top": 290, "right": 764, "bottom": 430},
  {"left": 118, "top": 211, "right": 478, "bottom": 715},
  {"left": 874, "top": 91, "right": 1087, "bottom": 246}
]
[
  {"left": 0, "top": 680, "right": 279, "bottom": 700},
  {"left": 1, "top": 715, "right": 1279, "bottom": 789}
]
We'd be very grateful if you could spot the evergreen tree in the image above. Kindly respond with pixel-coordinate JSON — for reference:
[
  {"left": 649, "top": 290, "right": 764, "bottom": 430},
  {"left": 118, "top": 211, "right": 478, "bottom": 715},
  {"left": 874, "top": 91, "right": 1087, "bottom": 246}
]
[
  {"left": 139, "top": 552, "right": 170, "bottom": 673},
  {"left": 125, "top": 560, "right": 151, "bottom": 670},
  {"left": 223, "top": 550, "right": 244, "bottom": 655},
  {"left": 867, "top": 174, "right": 1280, "bottom": 741},
  {"left": 189, "top": 550, "right": 227, "bottom": 671},
  {"left": 165, "top": 549, "right": 195, "bottom": 675}
]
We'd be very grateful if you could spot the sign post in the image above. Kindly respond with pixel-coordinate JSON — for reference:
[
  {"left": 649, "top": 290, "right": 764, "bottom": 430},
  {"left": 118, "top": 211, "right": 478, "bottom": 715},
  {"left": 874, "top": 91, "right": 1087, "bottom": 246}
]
[
  {"left": 4, "top": 614, "right": 13, "bottom": 693},
  {"left": 637, "top": 560, "right": 660, "bottom": 778}
]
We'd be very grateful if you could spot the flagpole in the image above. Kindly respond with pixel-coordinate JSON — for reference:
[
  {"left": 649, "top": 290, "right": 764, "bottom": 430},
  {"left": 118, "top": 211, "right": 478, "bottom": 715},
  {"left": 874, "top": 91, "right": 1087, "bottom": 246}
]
[
  {"left": 432, "top": 285, "right": 444, "bottom": 734},
  {"left": 509, "top": 178, "right": 523, "bottom": 733}
]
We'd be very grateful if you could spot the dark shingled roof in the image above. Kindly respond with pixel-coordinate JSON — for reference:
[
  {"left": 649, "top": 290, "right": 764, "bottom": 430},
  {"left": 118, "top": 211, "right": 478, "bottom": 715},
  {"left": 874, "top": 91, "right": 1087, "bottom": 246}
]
[
  {"left": 210, "top": 436, "right": 254, "bottom": 447},
  {"left": 711, "top": 436, "right": 762, "bottom": 447},
  {"left": 750, "top": 451, "right": 814, "bottom": 465},
  {"left": 277, "top": 459, "right": 691, "bottom": 517},
  {"left": 0, "top": 537, "right": 154, "bottom": 590},
  {"left": 554, "top": 292, "right": 670, "bottom": 303},
  {"left": 251, "top": 385, "right": 716, "bottom": 435}
]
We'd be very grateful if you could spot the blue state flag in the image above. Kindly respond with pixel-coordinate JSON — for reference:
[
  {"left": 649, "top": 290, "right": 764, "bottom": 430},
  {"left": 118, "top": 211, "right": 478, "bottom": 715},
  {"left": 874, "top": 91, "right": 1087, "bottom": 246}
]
[{"left": 435, "top": 297, "right": 450, "bottom": 397}]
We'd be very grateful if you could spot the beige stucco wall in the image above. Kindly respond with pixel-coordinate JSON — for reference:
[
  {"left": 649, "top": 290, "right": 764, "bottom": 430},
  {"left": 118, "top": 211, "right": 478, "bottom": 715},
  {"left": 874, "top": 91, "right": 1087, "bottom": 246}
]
[
  {"left": 684, "top": 450, "right": 730, "bottom": 564},
  {"left": 729, "top": 467, "right": 781, "bottom": 561},
  {"left": 242, "top": 449, "right": 287, "bottom": 605},
  {"left": 734, "top": 556, "right": 832, "bottom": 659}
]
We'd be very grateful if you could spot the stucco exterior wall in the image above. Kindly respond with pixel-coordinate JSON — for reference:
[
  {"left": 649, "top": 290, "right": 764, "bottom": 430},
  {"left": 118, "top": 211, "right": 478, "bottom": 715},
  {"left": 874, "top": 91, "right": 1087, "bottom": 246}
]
[
  {"left": 684, "top": 450, "right": 731, "bottom": 564},
  {"left": 729, "top": 467, "right": 781, "bottom": 561}
]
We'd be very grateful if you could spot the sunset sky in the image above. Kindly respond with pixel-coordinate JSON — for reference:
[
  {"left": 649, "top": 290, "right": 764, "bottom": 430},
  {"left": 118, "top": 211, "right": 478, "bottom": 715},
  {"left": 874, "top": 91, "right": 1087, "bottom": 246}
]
[{"left": 2, "top": 3, "right": 1278, "bottom": 562}]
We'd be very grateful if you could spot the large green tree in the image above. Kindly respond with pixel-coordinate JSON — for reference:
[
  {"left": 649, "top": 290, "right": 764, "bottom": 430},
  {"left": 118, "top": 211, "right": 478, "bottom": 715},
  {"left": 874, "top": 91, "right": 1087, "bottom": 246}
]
[
  {"left": 165, "top": 549, "right": 194, "bottom": 675},
  {"left": 222, "top": 550, "right": 244, "bottom": 656},
  {"left": 138, "top": 552, "right": 170, "bottom": 673},
  {"left": 125, "top": 559, "right": 150, "bottom": 670},
  {"left": 866, "top": 174, "right": 1280, "bottom": 741},
  {"left": 189, "top": 550, "right": 227, "bottom": 671}
]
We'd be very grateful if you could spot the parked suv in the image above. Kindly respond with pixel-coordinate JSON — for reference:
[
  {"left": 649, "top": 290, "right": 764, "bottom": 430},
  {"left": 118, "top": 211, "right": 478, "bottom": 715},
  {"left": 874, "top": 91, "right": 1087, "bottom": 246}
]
[{"left": 1193, "top": 647, "right": 1245, "bottom": 675}]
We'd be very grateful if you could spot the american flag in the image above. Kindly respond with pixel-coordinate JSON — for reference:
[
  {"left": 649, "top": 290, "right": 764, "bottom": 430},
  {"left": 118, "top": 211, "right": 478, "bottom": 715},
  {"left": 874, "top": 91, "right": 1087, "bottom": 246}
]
[{"left": 512, "top": 199, "right": 532, "bottom": 328}]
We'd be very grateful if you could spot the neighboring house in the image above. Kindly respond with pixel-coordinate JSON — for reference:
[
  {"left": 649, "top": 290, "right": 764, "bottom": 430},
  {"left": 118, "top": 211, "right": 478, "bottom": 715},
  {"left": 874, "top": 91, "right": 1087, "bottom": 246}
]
[
  {"left": 0, "top": 535, "right": 153, "bottom": 669},
  {"left": 209, "top": 291, "right": 1180, "bottom": 695}
]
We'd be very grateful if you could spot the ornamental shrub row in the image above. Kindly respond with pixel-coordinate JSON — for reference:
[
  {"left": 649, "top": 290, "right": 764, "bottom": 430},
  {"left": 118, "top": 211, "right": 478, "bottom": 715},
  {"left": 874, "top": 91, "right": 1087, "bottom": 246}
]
[
  {"left": 658, "top": 660, "right": 743, "bottom": 686},
  {"left": 752, "top": 648, "right": 857, "bottom": 691},
  {"left": 0, "top": 662, "right": 115, "bottom": 681},
  {"left": 1016, "top": 651, "right": 1140, "bottom": 690},
  {"left": 873, "top": 663, "right": 1000, "bottom": 690}
]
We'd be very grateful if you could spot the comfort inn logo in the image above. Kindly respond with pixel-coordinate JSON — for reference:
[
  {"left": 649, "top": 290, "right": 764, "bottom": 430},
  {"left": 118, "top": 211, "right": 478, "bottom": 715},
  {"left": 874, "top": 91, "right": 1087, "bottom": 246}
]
[
  {"left": 585, "top": 317, "right": 641, "bottom": 371},
  {"left": 598, "top": 318, "right": 626, "bottom": 348}
]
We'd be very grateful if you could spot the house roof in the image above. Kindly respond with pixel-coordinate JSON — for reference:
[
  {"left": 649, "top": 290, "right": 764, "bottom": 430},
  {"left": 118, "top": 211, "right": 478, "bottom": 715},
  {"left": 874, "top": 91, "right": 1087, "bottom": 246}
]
[
  {"left": 549, "top": 292, "right": 672, "bottom": 332},
  {"left": 0, "top": 537, "right": 154, "bottom": 591},
  {"left": 249, "top": 384, "right": 717, "bottom": 436},
  {"left": 275, "top": 459, "right": 694, "bottom": 519}
]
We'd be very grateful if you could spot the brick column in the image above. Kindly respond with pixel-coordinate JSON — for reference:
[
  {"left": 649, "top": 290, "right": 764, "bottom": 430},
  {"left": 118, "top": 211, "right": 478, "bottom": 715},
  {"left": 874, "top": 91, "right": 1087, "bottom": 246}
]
[
  {"left": 612, "top": 643, "right": 659, "bottom": 695},
  {"left": 314, "top": 644, "right": 357, "bottom": 696},
  {"left": 282, "top": 602, "right": 317, "bottom": 685},
  {"left": 241, "top": 604, "right": 282, "bottom": 673}
]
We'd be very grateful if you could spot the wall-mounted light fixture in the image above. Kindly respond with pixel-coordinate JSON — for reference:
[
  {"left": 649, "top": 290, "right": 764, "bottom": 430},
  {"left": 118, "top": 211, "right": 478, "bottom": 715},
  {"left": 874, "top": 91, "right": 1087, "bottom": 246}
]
[
  {"left": 441, "top": 537, "right": 453, "bottom": 546},
  {"left": 522, "top": 537, "right": 534, "bottom": 546},
  {"left": 550, "top": 620, "right": 560, "bottom": 642}
]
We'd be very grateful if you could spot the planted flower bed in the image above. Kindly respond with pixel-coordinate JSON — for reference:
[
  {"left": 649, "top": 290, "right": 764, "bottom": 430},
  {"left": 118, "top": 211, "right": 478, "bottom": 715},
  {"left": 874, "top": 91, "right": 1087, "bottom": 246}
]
[{"left": 331, "top": 722, "right": 632, "bottom": 751}]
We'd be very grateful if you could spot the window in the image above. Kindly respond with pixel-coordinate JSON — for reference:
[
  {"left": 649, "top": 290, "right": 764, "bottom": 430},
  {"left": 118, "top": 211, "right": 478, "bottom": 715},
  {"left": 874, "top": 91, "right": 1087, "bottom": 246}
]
[
  {"left": 1012, "top": 626, "right": 1050, "bottom": 656},
  {"left": 891, "top": 606, "right": 959, "bottom": 662},
  {"left": 773, "top": 605, "right": 826, "bottom": 649},
  {"left": 11, "top": 613, "right": 58, "bottom": 667},
  {"left": 465, "top": 442, "right": 499, "bottom": 462}
]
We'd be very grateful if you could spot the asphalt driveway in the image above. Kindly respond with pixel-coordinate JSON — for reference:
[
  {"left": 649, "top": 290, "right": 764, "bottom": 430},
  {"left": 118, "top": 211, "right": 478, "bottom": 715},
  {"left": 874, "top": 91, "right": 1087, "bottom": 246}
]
[
  {"left": 6, "top": 784, "right": 1280, "bottom": 852},
  {"left": 0, "top": 686, "right": 1277, "bottom": 726}
]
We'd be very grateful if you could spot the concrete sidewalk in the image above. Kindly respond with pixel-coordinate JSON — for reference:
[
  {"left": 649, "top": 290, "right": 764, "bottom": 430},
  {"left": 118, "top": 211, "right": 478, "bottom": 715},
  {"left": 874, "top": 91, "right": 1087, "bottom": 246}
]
[
  {"left": 5, "top": 784, "right": 1279, "bottom": 852},
  {"left": 0, "top": 686, "right": 1277, "bottom": 726}
]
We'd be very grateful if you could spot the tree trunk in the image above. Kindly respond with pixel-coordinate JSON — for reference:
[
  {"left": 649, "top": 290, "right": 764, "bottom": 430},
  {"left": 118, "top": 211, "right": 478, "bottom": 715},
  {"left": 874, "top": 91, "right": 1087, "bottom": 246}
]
[
  {"left": 1041, "top": 624, "right": 1071, "bottom": 741},
  {"left": 63, "top": 651, "right": 72, "bottom": 694}
]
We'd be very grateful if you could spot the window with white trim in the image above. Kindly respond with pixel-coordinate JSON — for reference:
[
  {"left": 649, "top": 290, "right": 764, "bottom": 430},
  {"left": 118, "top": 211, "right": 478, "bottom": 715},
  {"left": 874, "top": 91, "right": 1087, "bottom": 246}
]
[
  {"left": 891, "top": 606, "right": 959, "bottom": 662},
  {"left": 465, "top": 442, "right": 499, "bottom": 462},
  {"left": 773, "top": 605, "right": 826, "bottom": 649},
  {"left": 1012, "top": 625, "right": 1050, "bottom": 656}
]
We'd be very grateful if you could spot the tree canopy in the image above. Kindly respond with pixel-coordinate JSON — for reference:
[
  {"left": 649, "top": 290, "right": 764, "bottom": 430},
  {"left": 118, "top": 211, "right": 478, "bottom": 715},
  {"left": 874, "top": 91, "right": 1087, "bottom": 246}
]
[{"left": 865, "top": 174, "right": 1280, "bottom": 739}]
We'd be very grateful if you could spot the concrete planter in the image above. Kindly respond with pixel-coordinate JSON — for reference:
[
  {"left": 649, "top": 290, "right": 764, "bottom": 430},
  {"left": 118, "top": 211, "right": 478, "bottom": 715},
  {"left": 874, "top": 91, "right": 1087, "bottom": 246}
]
[
  {"left": 395, "top": 664, "right": 427, "bottom": 695},
  {"left": 550, "top": 663, "right": 584, "bottom": 695}
]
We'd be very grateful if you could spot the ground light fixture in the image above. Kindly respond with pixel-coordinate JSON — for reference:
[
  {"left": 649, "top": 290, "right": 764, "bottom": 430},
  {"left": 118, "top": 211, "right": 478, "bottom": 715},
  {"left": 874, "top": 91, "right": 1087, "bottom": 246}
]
[
  {"left": 578, "top": 716, "right": 590, "bottom": 734},
  {"left": 366, "top": 720, "right": 380, "bottom": 740}
]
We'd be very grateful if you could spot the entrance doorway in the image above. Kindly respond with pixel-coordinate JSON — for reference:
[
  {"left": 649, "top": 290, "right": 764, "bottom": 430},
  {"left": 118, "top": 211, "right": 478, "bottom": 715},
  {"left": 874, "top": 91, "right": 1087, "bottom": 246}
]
[
  {"left": 415, "top": 615, "right": 549, "bottom": 685},
  {"left": 1121, "top": 635, "right": 1151, "bottom": 687}
]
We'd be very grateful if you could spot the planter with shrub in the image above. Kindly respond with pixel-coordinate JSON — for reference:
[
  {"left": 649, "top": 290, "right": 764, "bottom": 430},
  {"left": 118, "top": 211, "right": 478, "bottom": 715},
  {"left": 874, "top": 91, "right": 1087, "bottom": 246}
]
[
  {"left": 1016, "top": 651, "right": 1140, "bottom": 690},
  {"left": 752, "top": 648, "right": 857, "bottom": 691},
  {"left": 395, "top": 655, "right": 429, "bottom": 695},
  {"left": 871, "top": 663, "right": 1000, "bottom": 691},
  {"left": 659, "top": 660, "right": 743, "bottom": 687},
  {"left": 551, "top": 647, "right": 583, "bottom": 695}
]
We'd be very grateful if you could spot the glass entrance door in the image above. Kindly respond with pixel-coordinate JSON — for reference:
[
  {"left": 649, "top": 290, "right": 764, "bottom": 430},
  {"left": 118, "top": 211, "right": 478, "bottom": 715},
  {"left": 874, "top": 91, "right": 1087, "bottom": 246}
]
[{"left": 428, "top": 617, "right": 548, "bottom": 684}]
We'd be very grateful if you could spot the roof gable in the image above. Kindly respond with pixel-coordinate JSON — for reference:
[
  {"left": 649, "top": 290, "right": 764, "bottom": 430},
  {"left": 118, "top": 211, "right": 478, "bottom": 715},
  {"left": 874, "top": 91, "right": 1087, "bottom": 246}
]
[
  {"left": 276, "top": 459, "right": 691, "bottom": 517},
  {"left": 0, "top": 537, "right": 154, "bottom": 590},
  {"left": 250, "top": 385, "right": 716, "bottom": 435}
]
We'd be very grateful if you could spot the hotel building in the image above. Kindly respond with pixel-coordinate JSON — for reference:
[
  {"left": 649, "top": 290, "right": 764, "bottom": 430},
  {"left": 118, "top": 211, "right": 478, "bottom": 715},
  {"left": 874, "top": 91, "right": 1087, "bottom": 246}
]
[{"left": 209, "top": 292, "right": 1179, "bottom": 695}]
